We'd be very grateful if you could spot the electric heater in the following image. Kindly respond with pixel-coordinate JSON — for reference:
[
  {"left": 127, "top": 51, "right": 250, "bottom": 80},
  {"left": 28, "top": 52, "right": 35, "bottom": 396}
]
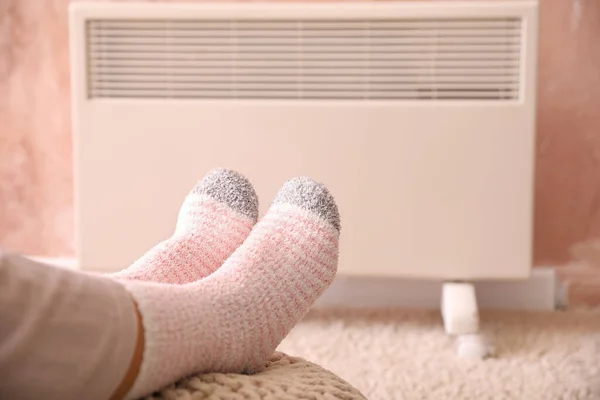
[{"left": 70, "top": 1, "right": 539, "bottom": 357}]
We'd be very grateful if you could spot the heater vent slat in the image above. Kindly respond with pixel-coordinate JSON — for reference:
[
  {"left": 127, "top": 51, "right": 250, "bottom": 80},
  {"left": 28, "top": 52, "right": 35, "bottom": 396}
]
[{"left": 87, "top": 18, "right": 523, "bottom": 101}]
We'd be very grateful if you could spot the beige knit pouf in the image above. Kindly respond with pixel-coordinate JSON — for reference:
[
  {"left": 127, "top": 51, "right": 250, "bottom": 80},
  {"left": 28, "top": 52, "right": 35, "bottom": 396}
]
[{"left": 145, "top": 352, "right": 367, "bottom": 400}]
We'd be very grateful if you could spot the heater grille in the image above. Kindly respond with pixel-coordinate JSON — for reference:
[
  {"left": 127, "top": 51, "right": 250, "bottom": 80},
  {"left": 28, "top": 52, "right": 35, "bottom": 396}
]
[{"left": 86, "top": 18, "right": 522, "bottom": 101}]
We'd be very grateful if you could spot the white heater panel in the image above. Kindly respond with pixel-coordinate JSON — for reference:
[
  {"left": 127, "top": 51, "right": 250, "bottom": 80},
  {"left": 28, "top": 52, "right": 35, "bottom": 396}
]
[{"left": 70, "top": 2, "right": 538, "bottom": 280}]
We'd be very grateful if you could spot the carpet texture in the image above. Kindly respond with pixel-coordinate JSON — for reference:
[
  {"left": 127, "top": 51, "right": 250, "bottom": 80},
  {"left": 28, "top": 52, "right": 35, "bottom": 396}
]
[{"left": 275, "top": 308, "right": 600, "bottom": 400}]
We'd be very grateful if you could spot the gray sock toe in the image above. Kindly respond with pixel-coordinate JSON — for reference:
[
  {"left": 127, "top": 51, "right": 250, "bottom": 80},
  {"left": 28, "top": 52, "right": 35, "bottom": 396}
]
[
  {"left": 272, "top": 177, "right": 340, "bottom": 231},
  {"left": 192, "top": 168, "right": 259, "bottom": 221}
]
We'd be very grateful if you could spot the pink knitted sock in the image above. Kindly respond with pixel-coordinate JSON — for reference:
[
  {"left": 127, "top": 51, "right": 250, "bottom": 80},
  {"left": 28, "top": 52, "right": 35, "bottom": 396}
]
[
  {"left": 121, "top": 177, "right": 340, "bottom": 399},
  {"left": 111, "top": 168, "right": 259, "bottom": 284}
]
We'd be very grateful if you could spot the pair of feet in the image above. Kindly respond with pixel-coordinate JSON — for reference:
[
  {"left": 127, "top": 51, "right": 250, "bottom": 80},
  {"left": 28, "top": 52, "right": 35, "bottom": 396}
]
[{"left": 111, "top": 169, "right": 341, "bottom": 399}]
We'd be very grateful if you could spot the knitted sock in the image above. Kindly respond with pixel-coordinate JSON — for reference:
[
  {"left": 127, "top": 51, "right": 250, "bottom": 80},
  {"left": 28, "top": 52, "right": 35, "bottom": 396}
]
[
  {"left": 121, "top": 177, "right": 340, "bottom": 399},
  {"left": 111, "top": 168, "right": 259, "bottom": 284}
]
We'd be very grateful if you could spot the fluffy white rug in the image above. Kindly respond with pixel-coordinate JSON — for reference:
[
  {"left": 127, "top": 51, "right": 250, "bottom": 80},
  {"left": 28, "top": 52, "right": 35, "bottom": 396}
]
[{"left": 278, "top": 308, "right": 600, "bottom": 400}]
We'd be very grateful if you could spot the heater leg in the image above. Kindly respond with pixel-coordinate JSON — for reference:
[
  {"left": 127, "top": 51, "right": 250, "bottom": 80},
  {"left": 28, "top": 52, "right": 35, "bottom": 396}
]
[{"left": 441, "top": 281, "right": 494, "bottom": 359}]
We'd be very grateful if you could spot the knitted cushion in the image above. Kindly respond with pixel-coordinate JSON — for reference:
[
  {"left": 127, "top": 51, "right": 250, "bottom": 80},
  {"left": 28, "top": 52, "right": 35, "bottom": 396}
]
[{"left": 145, "top": 352, "right": 366, "bottom": 400}]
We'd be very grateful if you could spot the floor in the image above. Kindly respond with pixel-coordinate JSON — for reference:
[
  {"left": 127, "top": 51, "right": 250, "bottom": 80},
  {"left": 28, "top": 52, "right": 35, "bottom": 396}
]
[{"left": 278, "top": 308, "right": 600, "bottom": 400}]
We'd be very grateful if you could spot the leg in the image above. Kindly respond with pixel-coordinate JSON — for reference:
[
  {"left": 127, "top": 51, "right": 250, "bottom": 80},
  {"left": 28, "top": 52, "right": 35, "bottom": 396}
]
[
  {"left": 0, "top": 176, "right": 340, "bottom": 399},
  {"left": 120, "top": 177, "right": 340, "bottom": 398},
  {"left": 0, "top": 250, "right": 142, "bottom": 400},
  {"left": 441, "top": 281, "right": 494, "bottom": 359}
]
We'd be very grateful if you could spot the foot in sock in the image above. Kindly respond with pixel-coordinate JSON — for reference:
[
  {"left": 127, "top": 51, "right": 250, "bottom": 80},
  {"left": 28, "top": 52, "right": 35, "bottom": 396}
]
[
  {"left": 111, "top": 168, "right": 259, "bottom": 284},
  {"left": 121, "top": 177, "right": 340, "bottom": 399}
]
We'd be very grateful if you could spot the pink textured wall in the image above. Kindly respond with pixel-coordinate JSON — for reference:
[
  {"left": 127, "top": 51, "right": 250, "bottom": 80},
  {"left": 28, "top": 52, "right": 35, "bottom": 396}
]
[
  {"left": 0, "top": 0, "right": 73, "bottom": 256},
  {"left": 1, "top": 0, "right": 600, "bottom": 304}
]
